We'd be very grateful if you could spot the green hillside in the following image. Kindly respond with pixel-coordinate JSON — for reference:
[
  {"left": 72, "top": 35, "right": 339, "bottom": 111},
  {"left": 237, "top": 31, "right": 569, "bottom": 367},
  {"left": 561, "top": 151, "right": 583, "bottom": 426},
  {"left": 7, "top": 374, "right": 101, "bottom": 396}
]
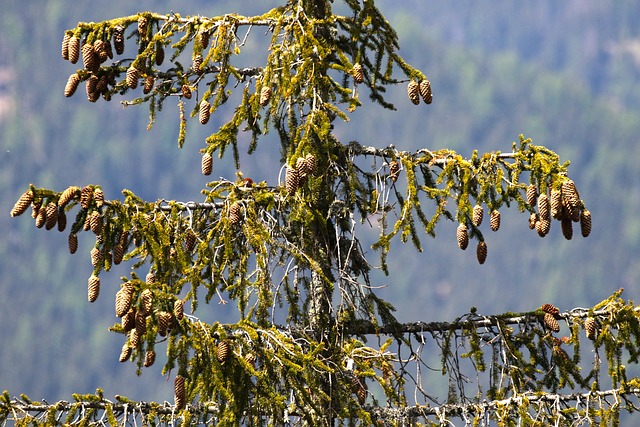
[{"left": 1, "top": 0, "right": 639, "bottom": 403}]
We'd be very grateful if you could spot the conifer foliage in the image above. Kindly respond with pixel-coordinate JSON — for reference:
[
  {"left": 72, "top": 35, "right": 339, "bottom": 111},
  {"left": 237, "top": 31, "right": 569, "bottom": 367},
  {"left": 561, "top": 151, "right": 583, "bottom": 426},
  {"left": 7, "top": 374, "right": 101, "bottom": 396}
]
[{"left": 6, "top": 1, "right": 640, "bottom": 426}]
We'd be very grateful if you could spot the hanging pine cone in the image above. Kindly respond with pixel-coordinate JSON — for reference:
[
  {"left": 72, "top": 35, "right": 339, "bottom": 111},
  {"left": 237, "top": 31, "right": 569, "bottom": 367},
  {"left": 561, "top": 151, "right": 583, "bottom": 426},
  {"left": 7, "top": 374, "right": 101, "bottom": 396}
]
[
  {"left": 584, "top": 317, "right": 597, "bottom": 340},
  {"left": 173, "top": 299, "right": 184, "bottom": 320},
  {"left": 137, "top": 16, "right": 148, "bottom": 39},
  {"left": 285, "top": 165, "right": 300, "bottom": 196},
  {"left": 82, "top": 43, "right": 99, "bottom": 73},
  {"left": 476, "top": 241, "right": 487, "bottom": 264},
  {"left": 57, "top": 210, "right": 67, "bottom": 232},
  {"left": 68, "top": 233, "right": 78, "bottom": 254},
  {"left": 93, "top": 188, "right": 104, "bottom": 208},
  {"left": 113, "top": 25, "right": 125, "bottom": 55},
  {"left": 199, "top": 31, "right": 210, "bottom": 50},
  {"left": 199, "top": 100, "right": 211, "bottom": 124},
  {"left": 94, "top": 40, "right": 109, "bottom": 63},
  {"left": 192, "top": 54, "right": 203, "bottom": 73},
  {"left": 456, "top": 223, "right": 469, "bottom": 250},
  {"left": 44, "top": 202, "right": 58, "bottom": 230},
  {"left": 217, "top": 340, "right": 230, "bottom": 364},
  {"left": 260, "top": 86, "right": 272, "bottom": 107},
  {"left": 129, "top": 328, "right": 141, "bottom": 348},
  {"left": 550, "top": 188, "right": 563, "bottom": 220},
  {"left": 31, "top": 202, "right": 40, "bottom": 219},
  {"left": 352, "top": 63, "right": 364, "bottom": 84},
  {"left": 561, "top": 217, "right": 573, "bottom": 240},
  {"left": 126, "top": 66, "right": 139, "bottom": 89},
  {"left": 122, "top": 308, "right": 135, "bottom": 333},
  {"left": 580, "top": 209, "right": 591, "bottom": 238},
  {"left": 11, "top": 189, "right": 34, "bottom": 217},
  {"left": 89, "top": 210, "right": 102, "bottom": 235},
  {"left": 58, "top": 186, "right": 80, "bottom": 207},
  {"left": 295, "top": 157, "right": 309, "bottom": 187},
  {"left": 88, "top": 274, "right": 100, "bottom": 303},
  {"left": 543, "top": 312, "right": 560, "bottom": 332},
  {"left": 174, "top": 375, "right": 186, "bottom": 410},
  {"left": 407, "top": 81, "right": 420, "bottom": 105},
  {"left": 80, "top": 186, "right": 93, "bottom": 209},
  {"left": 155, "top": 41, "right": 165, "bottom": 66},
  {"left": 201, "top": 152, "right": 213, "bottom": 175},
  {"left": 528, "top": 212, "right": 537, "bottom": 230},
  {"left": 541, "top": 303, "right": 560, "bottom": 315},
  {"left": 35, "top": 207, "right": 47, "bottom": 229},
  {"left": 537, "top": 193, "right": 550, "bottom": 220},
  {"left": 303, "top": 153, "right": 317, "bottom": 176},
  {"left": 353, "top": 376, "right": 367, "bottom": 405},
  {"left": 95, "top": 74, "right": 109, "bottom": 96},
  {"left": 139, "top": 289, "right": 153, "bottom": 316},
  {"left": 245, "top": 353, "right": 256, "bottom": 366},
  {"left": 157, "top": 311, "right": 173, "bottom": 337},
  {"left": 228, "top": 202, "right": 242, "bottom": 225},
  {"left": 61, "top": 33, "right": 71, "bottom": 60},
  {"left": 90, "top": 247, "right": 102, "bottom": 268},
  {"left": 115, "top": 284, "right": 134, "bottom": 318},
  {"left": 389, "top": 160, "right": 400, "bottom": 182},
  {"left": 146, "top": 271, "right": 156, "bottom": 285},
  {"left": 144, "top": 350, "right": 156, "bottom": 367},
  {"left": 68, "top": 35, "right": 80, "bottom": 64},
  {"left": 472, "top": 204, "right": 484, "bottom": 226},
  {"left": 135, "top": 310, "right": 147, "bottom": 337},
  {"left": 181, "top": 84, "right": 192, "bottom": 99},
  {"left": 86, "top": 75, "right": 100, "bottom": 102},
  {"left": 536, "top": 218, "right": 551, "bottom": 237},
  {"left": 489, "top": 210, "right": 501, "bottom": 232},
  {"left": 113, "top": 244, "right": 124, "bottom": 265},
  {"left": 185, "top": 229, "right": 196, "bottom": 252},
  {"left": 526, "top": 184, "right": 538, "bottom": 208},
  {"left": 64, "top": 73, "right": 80, "bottom": 97},
  {"left": 419, "top": 79, "right": 433, "bottom": 104},
  {"left": 119, "top": 343, "right": 132, "bottom": 363},
  {"left": 143, "top": 75, "right": 155, "bottom": 94}
]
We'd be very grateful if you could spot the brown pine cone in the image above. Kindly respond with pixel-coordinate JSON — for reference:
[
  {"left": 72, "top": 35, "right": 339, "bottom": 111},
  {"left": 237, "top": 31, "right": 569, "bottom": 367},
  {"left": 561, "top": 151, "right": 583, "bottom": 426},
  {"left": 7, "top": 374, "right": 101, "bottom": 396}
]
[
  {"left": 157, "top": 311, "right": 173, "bottom": 337},
  {"left": 228, "top": 202, "right": 242, "bottom": 225},
  {"left": 143, "top": 76, "right": 155, "bottom": 94},
  {"left": 58, "top": 186, "right": 80, "bottom": 207},
  {"left": 526, "top": 184, "right": 538, "bottom": 208},
  {"left": 199, "top": 100, "right": 211, "bottom": 124},
  {"left": 144, "top": 350, "right": 156, "bottom": 367},
  {"left": 181, "top": 84, "right": 192, "bottom": 99},
  {"left": 88, "top": 274, "right": 100, "bottom": 303},
  {"left": 561, "top": 217, "right": 573, "bottom": 240},
  {"left": 57, "top": 210, "right": 67, "bottom": 232},
  {"left": 580, "top": 209, "right": 591, "bottom": 238},
  {"left": 11, "top": 189, "right": 34, "bottom": 217},
  {"left": 115, "top": 284, "right": 134, "bottom": 317},
  {"left": 472, "top": 204, "right": 484, "bottom": 226},
  {"left": 82, "top": 43, "right": 99, "bottom": 73},
  {"left": 119, "top": 343, "right": 132, "bottom": 363},
  {"left": 541, "top": 303, "right": 559, "bottom": 315},
  {"left": 146, "top": 271, "right": 156, "bottom": 285},
  {"left": 155, "top": 41, "right": 165, "bottom": 66},
  {"left": 550, "top": 188, "right": 563, "bottom": 220},
  {"left": 259, "top": 86, "right": 272, "bottom": 107},
  {"left": 126, "top": 66, "right": 139, "bottom": 89},
  {"left": 476, "top": 241, "right": 487, "bottom": 264},
  {"left": 192, "top": 54, "right": 203, "bottom": 73},
  {"left": 456, "top": 223, "right": 469, "bottom": 250},
  {"left": 543, "top": 312, "right": 560, "bottom": 332},
  {"left": 44, "top": 202, "right": 58, "bottom": 230},
  {"left": 122, "top": 308, "right": 135, "bottom": 333},
  {"left": 389, "top": 160, "right": 400, "bottom": 182},
  {"left": 407, "top": 81, "right": 420, "bottom": 105},
  {"left": 68, "top": 36, "right": 80, "bottom": 64},
  {"left": 174, "top": 375, "right": 186, "bottom": 409},
  {"left": 584, "top": 317, "right": 597, "bottom": 340},
  {"left": 419, "top": 79, "right": 433, "bottom": 104},
  {"left": 80, "top": 186, "right": 93, "bottom": 209},
  {"left": 537, "top": 193, "right": 550, "bottom": 220},
  {"left": 217, "top": 340, "right": 230, "bottom": 364},
  {"left": 489, "top": 210, "right": 501, "bottom": 232},
  {"left": 201, "top": 152, "right": 213, "bottom": 175},
  {"left": 113, "top": 25, "right": 125, "bottom": 55},
  {"left": 68, "top": 233, "right": 78, "bottom": 254},
  {"left": 139, "top": 289, "right": 153, "bottom": 316},
  {"left": 64, "top": 73, "right": 80, "bottom": 97},
  {"left": 352, "top": 63, "right": 364, "bottom": 84},
  {"left": 285, "top": 165, "right": 300, "bottom": 196},
  {"left": 173, "top": 299, "right": 184, "bottom": 320},
  {"left": 61, "top": 33, "right": 71, "bottom": 60},
  {"left": 35, "top": 207, "right": 47, "bottom": 229}
]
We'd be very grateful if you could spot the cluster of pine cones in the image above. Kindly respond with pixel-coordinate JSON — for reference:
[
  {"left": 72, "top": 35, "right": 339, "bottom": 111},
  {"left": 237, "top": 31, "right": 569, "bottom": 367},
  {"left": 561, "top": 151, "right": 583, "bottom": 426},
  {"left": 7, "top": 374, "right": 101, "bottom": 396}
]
[
  {"left": 455, "top": 204, "right": 500, "bottom": 265},
  {"left": 525, "top": 180, "right": 591, "bottom": 240},
  {"left": 62, "top": 17, "right": 167, "bottom": 102}
]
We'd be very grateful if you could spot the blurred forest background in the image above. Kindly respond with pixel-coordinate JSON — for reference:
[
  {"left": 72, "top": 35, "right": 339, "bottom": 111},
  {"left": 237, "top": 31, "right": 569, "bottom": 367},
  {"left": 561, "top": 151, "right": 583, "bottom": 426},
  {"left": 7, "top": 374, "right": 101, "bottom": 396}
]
[{"left": 1, "top": 1, "right": 639, "bottom": 404}]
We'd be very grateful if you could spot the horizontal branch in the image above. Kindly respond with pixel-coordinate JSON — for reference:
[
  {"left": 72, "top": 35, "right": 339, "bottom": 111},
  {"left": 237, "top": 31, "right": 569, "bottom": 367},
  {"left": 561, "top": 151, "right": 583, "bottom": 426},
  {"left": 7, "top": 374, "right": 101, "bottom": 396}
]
[
  {"left": 3, "top": 387, "right": 639, "bottom": 422},
  {"left": 344, "top": 307, "right": 624, "bottom": 336}
]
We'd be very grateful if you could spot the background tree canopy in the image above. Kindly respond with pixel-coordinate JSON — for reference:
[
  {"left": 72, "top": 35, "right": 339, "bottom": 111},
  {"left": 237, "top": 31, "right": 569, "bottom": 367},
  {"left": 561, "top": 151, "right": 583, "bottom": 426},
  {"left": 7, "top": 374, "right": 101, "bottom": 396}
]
[{"left": 1, "top": 1, "right": 640, "bottom": 425}]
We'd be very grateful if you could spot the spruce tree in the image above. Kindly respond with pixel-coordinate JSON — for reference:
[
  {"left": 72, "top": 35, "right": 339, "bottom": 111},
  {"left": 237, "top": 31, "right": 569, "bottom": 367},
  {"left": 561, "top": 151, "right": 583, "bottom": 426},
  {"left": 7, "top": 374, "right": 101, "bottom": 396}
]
[{"left": 5, "top": 1, "right": 640, "bottom": 426}]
